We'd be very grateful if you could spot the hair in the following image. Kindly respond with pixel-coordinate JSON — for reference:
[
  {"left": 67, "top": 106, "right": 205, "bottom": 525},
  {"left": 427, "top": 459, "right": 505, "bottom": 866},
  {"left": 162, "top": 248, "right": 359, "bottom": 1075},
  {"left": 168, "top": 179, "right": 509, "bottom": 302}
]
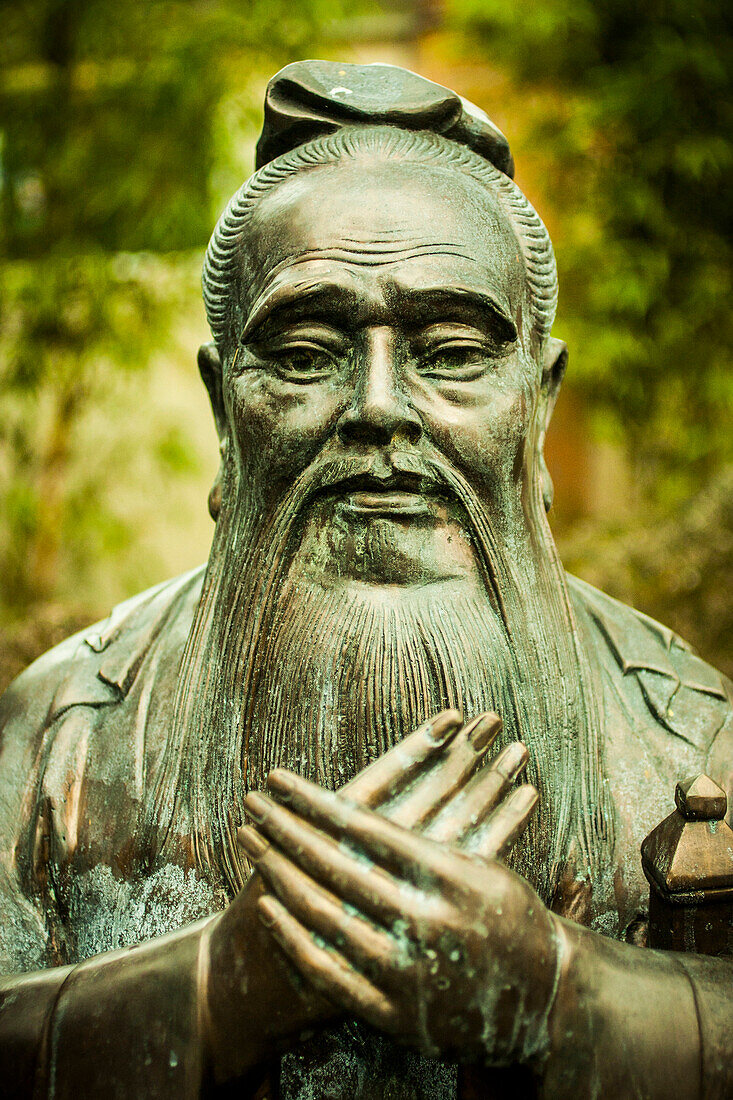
[{"left": 202, "top": 126, "right": 558, "bottom": 359}]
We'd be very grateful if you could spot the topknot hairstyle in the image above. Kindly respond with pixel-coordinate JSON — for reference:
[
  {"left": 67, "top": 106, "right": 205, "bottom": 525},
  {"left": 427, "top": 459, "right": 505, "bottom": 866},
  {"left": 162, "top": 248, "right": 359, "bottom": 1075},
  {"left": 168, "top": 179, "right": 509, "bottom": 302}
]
[{"left": 202, "top": 126, "right": 557, "bottom": 360}]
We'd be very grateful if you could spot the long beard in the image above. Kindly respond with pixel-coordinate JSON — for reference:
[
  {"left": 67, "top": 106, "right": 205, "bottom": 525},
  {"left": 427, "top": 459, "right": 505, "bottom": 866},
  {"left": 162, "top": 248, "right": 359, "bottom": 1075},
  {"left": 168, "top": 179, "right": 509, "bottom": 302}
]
[
  {"left": 240, "top": 580, "right": 516, "bottom": 793},
  {"left": 145, "top": 448, "right": 612, "bottom": 904}
]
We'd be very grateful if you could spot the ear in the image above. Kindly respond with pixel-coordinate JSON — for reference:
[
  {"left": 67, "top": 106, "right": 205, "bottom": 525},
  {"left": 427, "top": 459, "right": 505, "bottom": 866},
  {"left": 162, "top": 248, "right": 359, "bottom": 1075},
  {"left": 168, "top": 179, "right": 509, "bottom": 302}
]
[
  {"left": 198, "top": 342, "right": 227, "bottom": 440},
  {"left": 537, "top": 337, "right": 568, "bottom": 513},
  {"left": 540, "top": 337, "right": 568, "bottom": 431},
  {"left": 198, "top": 342, "right": 228, "bottom": 521}
]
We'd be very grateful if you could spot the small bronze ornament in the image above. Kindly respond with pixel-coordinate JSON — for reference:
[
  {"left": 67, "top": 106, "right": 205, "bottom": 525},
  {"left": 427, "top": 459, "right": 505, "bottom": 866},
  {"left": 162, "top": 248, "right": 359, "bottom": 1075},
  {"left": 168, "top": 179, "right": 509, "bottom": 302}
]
[{"left": 642, "top": 774, "right": 733, "bottom": 956}]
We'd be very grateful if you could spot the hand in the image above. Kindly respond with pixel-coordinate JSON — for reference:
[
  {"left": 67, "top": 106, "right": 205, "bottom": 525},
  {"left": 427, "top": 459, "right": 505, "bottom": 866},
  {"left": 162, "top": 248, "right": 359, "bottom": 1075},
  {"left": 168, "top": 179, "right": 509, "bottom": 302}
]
[
  {"left": 203, "top": 710, "right": 533, "bottom": 1082},
  {"left": 239, "top": 771, "right": 556, "bottom": 1067},
  {"left": 345, "top": 709, "right": 534, "bottom": 848}
]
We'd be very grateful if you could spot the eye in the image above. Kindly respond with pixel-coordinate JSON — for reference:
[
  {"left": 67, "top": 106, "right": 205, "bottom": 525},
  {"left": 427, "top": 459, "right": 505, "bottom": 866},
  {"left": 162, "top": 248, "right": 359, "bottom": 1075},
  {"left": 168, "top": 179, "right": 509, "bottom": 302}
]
[
  {"left": 246, "top": 338, "right": 341, "bottom": 383},
  {"left": 418, "top": 341, "right": 489, "bottom": 381}
]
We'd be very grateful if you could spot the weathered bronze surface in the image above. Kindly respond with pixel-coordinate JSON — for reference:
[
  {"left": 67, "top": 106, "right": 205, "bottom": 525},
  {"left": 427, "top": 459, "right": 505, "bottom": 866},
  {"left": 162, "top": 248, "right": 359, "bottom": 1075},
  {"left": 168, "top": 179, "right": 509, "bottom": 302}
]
[{"left": 0, "top": 60, "right": 731, "bottom": 1098}]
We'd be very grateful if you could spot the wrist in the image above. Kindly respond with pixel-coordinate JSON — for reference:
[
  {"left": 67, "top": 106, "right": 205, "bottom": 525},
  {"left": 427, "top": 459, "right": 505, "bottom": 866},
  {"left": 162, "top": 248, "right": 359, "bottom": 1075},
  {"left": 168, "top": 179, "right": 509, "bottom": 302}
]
[
  {"left": 203, "top": 880, "right": 272, "bottom": 1082},
  {"left": 539, "top": 920, "right": 701, "bottom": 1099},
  {"left": 517, "top": 909, "right": 568, "bottom": 1070},
  {"left": 204, "top": 876, "right": 337, "bottom": 1085},
  {"left": 484, "top": 897, "right": 565, "bottom": 1069}
]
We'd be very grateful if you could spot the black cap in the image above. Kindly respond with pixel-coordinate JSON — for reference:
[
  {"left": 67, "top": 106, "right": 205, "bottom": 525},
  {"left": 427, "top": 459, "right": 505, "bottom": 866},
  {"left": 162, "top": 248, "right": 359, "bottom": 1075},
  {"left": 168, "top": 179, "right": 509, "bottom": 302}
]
[{"left": 256, "top": 60, "right": 514, "bottom": 178}]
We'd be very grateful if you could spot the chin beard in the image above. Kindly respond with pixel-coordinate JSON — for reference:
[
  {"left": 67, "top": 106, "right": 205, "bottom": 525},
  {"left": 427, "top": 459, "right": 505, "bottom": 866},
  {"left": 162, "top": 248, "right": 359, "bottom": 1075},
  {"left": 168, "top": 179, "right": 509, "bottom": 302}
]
[{"left": 145, "top": 447, "right": 613, "bottom": 905}]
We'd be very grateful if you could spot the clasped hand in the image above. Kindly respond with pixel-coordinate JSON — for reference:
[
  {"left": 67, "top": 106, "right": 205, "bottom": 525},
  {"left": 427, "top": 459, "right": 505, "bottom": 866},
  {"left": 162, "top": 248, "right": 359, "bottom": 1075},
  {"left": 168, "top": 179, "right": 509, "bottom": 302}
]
[{"left": 238, "top": 711, "right": 560, "bottom": 1067}]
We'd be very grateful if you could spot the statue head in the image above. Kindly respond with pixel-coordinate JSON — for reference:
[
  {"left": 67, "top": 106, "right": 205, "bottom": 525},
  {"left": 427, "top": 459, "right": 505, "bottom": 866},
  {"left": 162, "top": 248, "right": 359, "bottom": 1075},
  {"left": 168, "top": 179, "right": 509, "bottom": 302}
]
[
  {"left": 198, "top": 66, "right": 567, "bottom": 569},
  {"left": 149, "top": 63, "right": 609, "bottom": 903}
]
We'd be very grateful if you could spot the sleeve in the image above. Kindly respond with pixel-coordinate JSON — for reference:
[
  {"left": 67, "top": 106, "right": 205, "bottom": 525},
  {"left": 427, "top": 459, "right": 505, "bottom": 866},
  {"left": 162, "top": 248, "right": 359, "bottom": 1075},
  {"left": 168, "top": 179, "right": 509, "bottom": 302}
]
[
  {"left": 676, "top": 954, "right": 733, "bottom": 1100},
  {"left": 35, "top": 920, "right": 212, "bottom": 1099},
  {"left": 0, "top": 654, "right": 208, "bottom": 1099},
  {"left": 0, "top": 920, "right": 213, "bottom": 1099},
  {"left": 542, "top": 922, "right": 732, "bottom": 1100},
  {"left": 0, "top": 660, "right": 67, "bottom": 976},
  {"left": 0, "top": 966, "right": 72, "bottom": 1096},
  {"left": 707, "top": 706, "right": 733, "bottom": 826}
]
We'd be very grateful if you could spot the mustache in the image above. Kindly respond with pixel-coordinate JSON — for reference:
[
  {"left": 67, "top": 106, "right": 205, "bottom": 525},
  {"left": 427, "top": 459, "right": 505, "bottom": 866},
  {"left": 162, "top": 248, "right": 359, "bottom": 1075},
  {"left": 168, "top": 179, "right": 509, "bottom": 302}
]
[
  {"left": 303, "top": 448, "right": 445, "bottom": 497},
  {"left": 251, "top": 444, "right": 516, "bottom": 640},
  {"left": 240, "top": 442, "right": 510, "bottom": 595}
]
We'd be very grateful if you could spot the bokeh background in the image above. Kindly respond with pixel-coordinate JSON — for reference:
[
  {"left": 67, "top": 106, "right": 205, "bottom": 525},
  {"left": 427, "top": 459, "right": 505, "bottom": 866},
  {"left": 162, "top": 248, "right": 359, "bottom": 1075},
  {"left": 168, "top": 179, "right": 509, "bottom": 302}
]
[{"left": 1, "top": 0, "right": 731, "bottom": 693}]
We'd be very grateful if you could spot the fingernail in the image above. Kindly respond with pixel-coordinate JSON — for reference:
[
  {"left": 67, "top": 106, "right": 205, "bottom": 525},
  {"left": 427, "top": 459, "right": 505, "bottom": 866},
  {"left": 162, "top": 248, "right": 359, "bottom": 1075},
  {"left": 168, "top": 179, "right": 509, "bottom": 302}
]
[
  {"left": 428, "top": 710, "right": 462, "bottom": 743},
  {"left": 470, "top": 713, "right": 502, "bottom": 752},
  {"left": 237, "top": 825, "right": 269, "bottom": 859},
  {"left": 244, "top": 792, "right": 269, "bottom": 823},
  {"left": 267, "top": 770, "right": 294, "bottom": 800},
  {"left": 257, "top": 896, "right": 279, "bottom": 928},
  {"left": 497, "top": 741, "right": 527, "bottom": 777},
  {"left": 460, "top": 714, "right": 483, "bottom": 740},
  {"left": 515, "top": 784, "right": 538, "bottom": 810}
]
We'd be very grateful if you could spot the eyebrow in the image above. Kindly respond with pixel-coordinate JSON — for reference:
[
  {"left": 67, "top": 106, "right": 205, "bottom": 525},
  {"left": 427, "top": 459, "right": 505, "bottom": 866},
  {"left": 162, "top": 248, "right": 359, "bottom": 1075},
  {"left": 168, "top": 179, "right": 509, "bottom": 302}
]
[
  {"left": 241, "top": 279, "right": 518, "bottom": 344},
  {"left": 241, "top": 281, "right": 358, "bottom": 343},
  {"left": 393, "top": 285, "right": 518, "bottom": 341}
]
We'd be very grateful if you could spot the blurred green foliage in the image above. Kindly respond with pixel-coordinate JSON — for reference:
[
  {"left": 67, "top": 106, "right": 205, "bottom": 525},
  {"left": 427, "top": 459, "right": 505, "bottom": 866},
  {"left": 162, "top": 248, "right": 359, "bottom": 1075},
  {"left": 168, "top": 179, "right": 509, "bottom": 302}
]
[
  {"left": 450, "top": 0, "right": 732, "bottom": 505},
  {"left": 0, "top": 252, "right": 200, "bottom": 609},
  {"left": 1, "top": 0, "right": 346, "bottom": 253}
]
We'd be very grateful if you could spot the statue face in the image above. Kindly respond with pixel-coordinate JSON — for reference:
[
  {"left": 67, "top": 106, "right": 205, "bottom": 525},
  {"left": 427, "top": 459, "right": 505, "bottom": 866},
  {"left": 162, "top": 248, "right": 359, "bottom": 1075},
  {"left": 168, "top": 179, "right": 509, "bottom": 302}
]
[{"left": 226, "top": 159, "right": 539, "bottom": 587}]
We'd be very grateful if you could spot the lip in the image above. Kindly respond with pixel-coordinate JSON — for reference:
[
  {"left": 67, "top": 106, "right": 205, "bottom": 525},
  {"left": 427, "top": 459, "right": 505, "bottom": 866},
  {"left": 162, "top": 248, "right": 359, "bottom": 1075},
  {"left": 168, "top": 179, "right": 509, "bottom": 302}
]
[
  {"left": 330, "top": 470, "right": 437, "bottom": 517},
  {"left": 342, "top": 489, "right": 430, "bottom": 516}
]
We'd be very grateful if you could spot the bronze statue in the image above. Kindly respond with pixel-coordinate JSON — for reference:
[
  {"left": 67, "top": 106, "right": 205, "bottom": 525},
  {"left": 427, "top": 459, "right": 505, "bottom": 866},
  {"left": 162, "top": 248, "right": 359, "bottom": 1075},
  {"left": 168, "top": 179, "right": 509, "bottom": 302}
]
[{"left": 0, "top": 61, "right": 730, "bottom": 1098}]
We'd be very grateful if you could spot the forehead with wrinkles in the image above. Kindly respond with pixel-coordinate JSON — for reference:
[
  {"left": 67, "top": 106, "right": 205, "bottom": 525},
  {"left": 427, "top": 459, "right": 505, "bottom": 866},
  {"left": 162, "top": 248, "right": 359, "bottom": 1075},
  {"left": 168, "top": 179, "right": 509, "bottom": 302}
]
[{"left": 237, "top": 159, "right": 528, "bottom": 324}]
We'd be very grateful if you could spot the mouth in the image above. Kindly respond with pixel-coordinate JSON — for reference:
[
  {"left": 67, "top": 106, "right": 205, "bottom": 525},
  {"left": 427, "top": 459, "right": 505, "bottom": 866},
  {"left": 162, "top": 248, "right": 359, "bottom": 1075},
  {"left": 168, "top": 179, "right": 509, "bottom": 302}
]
[{"left": 334, "top": 473, "right": 435, "bottom": 517}]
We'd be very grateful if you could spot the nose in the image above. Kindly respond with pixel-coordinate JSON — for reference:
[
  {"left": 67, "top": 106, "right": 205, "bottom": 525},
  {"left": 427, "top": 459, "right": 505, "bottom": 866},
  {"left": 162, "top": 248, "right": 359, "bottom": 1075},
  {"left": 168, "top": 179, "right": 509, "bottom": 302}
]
[{"left": 337, "top": 328, "right": 422, "bottom": 447}]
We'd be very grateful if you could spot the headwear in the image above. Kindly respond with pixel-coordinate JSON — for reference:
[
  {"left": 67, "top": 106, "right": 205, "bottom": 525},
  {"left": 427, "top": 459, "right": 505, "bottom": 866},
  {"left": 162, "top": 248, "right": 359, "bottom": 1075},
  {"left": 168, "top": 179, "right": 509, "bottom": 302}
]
[
  {"left": 202, "top": 61, "right": 560, "bottom": 354},
  {"left": 256, "top": 60, "right": 515, "bottom": 178}
]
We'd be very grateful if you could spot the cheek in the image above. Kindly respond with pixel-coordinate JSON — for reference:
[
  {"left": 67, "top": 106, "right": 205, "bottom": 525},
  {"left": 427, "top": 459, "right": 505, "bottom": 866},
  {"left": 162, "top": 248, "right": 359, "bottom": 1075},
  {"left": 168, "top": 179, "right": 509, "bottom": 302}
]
[
  {"left": 418, "top": 375, "right": 535, "bottom": 493},
  {"left": 227, "top": 374, "right": 342, "bottom": 481}
]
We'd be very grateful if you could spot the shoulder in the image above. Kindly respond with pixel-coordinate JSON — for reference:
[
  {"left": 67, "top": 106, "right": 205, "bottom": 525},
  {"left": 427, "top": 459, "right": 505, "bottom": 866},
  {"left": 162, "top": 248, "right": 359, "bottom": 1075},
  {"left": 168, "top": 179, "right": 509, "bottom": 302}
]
[
  {"left": 0, "top": 566, "right": 206, "bottom": 925},
  {"left": 0, "top": 568, "right": 205, "bottom": 819},
  {"left": 568, "top": 574, "right": 732, "bottom": 802},
  {"left": 0, "top": 567, "right": 205, "bottom": 734}
]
